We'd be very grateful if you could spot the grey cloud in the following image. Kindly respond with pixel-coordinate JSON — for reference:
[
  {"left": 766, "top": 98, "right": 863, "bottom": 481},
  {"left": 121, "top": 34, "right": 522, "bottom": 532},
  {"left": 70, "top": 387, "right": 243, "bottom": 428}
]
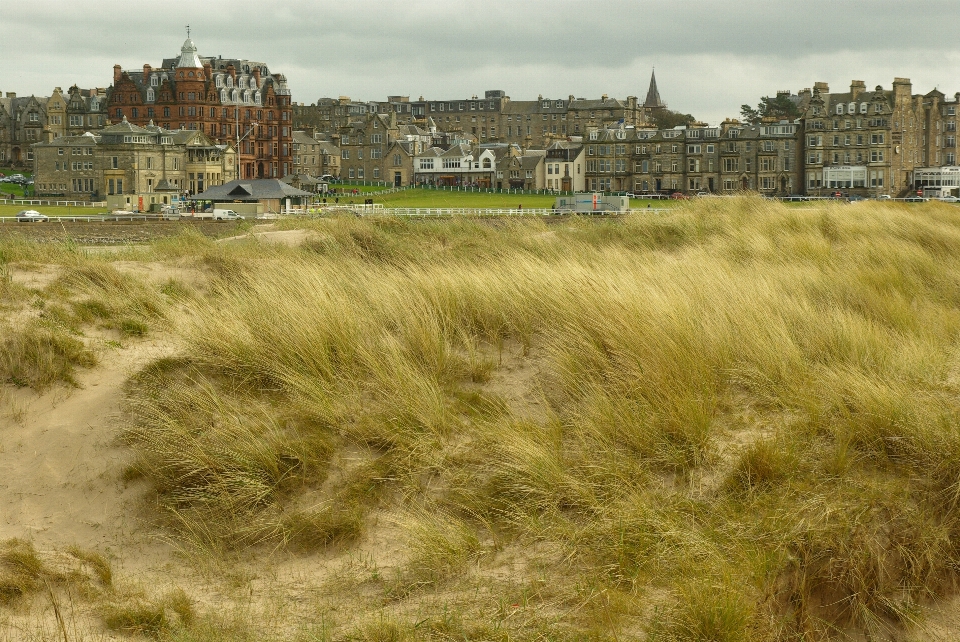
[{"left": 3, "top": 0, "right": 960, "bottom": 126}]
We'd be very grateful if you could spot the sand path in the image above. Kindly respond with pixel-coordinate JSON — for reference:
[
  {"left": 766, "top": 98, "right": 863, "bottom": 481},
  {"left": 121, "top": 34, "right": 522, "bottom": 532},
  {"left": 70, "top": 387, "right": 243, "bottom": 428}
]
[{"left": 0, "top": 337, "right": 173, "bottom": 570}]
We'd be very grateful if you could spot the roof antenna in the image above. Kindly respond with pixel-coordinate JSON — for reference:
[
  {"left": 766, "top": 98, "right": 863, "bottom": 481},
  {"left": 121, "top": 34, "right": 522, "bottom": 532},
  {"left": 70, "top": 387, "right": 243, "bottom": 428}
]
[{"left": 186, "top": 25, "right": 191, "bottom": 39}]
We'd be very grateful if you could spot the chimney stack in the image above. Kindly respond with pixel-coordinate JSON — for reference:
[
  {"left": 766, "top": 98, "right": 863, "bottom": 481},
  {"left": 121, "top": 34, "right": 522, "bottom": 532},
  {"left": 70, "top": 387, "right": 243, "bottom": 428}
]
[
  {"left": 814, "top": 81, "right": 829, "bottom": 93},
  {"left": 143, "top": 64, "right": 151, "bottom": 83},
  {"left": 850, "top": 80, "right": 866, "bottom": 100},
  {"left": 114, "top": 64, "right": 122, "bottom": 83}
]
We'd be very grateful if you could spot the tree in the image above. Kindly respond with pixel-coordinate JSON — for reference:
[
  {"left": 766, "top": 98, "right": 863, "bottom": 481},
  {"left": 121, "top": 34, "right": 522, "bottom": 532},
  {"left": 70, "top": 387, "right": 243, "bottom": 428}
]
[
  {"left": 650, "top": 109, "right": 696, "bottom": 130},
  {"left": 740, "top": 94, "right": 801, "bottom": 125}
]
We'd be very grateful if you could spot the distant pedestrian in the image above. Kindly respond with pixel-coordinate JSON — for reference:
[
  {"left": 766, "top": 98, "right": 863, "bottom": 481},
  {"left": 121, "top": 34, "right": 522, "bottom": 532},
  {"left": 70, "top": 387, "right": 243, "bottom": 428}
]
[{"left": 518, "top": 203, "right": 522, "bottom": 211}]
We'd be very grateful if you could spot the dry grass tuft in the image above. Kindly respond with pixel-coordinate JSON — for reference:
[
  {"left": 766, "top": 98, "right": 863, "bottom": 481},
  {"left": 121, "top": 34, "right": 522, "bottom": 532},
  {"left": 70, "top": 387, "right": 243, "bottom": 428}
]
[{"left": 0, "top": 325, "right": 97, "bottom": 390}]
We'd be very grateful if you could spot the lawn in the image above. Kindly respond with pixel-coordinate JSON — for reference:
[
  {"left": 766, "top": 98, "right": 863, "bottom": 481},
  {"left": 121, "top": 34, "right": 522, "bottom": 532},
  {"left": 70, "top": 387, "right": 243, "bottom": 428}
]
[
  {"left": 0, "top": 170, "right": 33, "bottom": 199},
  {"left": 363, "top": 187, "right": 680, "bottom": 209},
  {"left": 0, "top": 203, "right": 108, "bottom": 218}
]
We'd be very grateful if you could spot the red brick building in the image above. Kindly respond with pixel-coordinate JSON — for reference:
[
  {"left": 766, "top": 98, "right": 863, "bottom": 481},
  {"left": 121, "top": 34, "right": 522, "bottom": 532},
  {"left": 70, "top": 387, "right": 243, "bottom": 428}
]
[{"left": 106, "top": 37, "right": 293, "bottom": 182}]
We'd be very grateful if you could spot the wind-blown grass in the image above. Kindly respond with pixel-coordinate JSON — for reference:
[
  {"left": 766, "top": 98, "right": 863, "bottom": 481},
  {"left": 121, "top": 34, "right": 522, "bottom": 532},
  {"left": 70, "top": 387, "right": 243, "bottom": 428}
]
[{"left": 120, "top": 199, "right": 960, "bottom": 639}]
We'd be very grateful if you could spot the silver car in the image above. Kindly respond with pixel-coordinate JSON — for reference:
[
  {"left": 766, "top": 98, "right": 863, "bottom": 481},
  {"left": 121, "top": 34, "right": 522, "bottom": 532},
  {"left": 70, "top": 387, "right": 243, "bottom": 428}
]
[{"left": 15, "top": 209, "right": 48, "bottom": 222}]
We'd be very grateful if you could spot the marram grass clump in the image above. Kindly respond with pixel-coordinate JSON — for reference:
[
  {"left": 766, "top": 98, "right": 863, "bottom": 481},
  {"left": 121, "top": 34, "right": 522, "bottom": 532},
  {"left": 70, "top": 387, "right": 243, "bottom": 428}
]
[{"left": 122, "top": 198, "right": 960, "bottom": 640}]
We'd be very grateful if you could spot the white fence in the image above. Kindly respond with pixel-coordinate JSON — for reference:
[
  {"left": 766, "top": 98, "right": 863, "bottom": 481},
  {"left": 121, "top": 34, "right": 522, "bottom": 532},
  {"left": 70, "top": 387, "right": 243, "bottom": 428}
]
[
  {"left": 1, "top": 199, "right": 106, "bottom": 207},
  {"left": 284, "top": 205, "right": 673, "bottom": 218}
]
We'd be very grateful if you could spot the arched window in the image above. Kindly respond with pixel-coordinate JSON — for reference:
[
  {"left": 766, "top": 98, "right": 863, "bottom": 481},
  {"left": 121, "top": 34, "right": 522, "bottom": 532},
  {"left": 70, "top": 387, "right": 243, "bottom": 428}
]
[
  {"left": 482, "top": 158, "right": 491, "bottom": 168},
  {"left": 847, "top": 102, "right": 855, "bottom": 114},
  {"left": 250, "top": 77, "right": 257, "bottom": 89},
  {"left": 836, "top": 104, "right": 844, "bottom": 115},
  {"left": 232, "top": 89, "right": 239, "bottom": 102},
  {"left": 859, "top": 103, "right": 868, "bottom": 114},
  {"left": 215, "top": 75, "right": 223, "bottom": 88}
]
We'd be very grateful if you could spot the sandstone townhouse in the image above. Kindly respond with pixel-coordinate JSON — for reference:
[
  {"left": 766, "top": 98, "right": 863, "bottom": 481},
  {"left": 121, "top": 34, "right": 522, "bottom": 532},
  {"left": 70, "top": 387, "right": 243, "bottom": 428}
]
[{"left": 33, "top": 118, "right": 235, "bottom": 208}]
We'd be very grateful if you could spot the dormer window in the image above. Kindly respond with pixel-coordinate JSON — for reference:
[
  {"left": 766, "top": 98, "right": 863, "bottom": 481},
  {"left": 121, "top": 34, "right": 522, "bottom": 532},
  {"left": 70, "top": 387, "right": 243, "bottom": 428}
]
[
  {"left": 836, "top": 104, "right": 844, "bottom": 115},
  {"left": 146, "top": 89, "right": 154, "bottom": 102},
  {"left": 859, "top": 103, "right": 868, "bottom": 114},
  {"left": 227, "top": 76, "right": 234, "bottom": 88},
  {"left": 254, "top": 92, "right": 261, "bottom": 104},
  {"left": 589, "top": 131, "right": 598, "bottom": 140},
  {"left": 150, "top": 76, "right": 158, "bottom": 87},
  {"left": 220, "top": 89, "right": 228, "bottom": 103},
  {"left": 848, "top": 102, "right": 856, "bottom": 114},
  {"left": 215, "top": 75, "right": 223, "bottom": 88},
  {"left": 542, "top": 100, "right": 549, "bottom": 108}
]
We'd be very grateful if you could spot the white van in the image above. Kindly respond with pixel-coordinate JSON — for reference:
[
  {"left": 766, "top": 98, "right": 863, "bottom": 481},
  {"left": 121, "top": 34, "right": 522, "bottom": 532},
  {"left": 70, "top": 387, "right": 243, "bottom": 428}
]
[{"left": 213, "top": 209, "right": 243, "bottom": 221}]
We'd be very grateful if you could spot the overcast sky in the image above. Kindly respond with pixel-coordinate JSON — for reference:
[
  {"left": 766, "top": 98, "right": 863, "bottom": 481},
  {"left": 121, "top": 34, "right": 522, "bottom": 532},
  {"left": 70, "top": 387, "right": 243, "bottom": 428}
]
[{"left": 4, "top": 0, "right": 960, "bottom": 125}]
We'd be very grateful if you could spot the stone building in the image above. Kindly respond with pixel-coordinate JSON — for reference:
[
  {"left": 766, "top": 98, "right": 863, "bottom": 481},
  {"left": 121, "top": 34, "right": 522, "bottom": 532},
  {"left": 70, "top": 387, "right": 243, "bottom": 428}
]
[
  {"left": 292, "top": 130, "right": 324, "bottom": 177},
  {"left": 544, "top": 141, "right": 585, "bottom": 192},
  {"left": 584, "top": 128, "right": 634, "bottom": 193},
  {"left": 338, "top": 112, "right": 401, "bottom": 181},
  {"left": 32, "top": 118, "right": 235, "bottom": 207},
  {"left": 799, "top": 79, "right": 923, "bottom": 197},
  {"left": 499, "top": 152, "right": 545, "bottom": 190},
  {"left": 0, "top": 93, "right": 49, "bottom": 165},
  {"left": 106, "top": 36, "right": 292, "bottom": 180},
  {"left": 295, "top": 79, "right": 655, "bottom": 150},
  {"left": 44, "top": 86, "right": 107, "bottom": 141}
]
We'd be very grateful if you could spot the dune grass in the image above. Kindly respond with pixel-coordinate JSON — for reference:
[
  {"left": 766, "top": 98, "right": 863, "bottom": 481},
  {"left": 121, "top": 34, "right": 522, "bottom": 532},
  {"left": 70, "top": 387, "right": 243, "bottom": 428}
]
[{"left": 6, "top": 197, "right": 960, "bottom": 639}]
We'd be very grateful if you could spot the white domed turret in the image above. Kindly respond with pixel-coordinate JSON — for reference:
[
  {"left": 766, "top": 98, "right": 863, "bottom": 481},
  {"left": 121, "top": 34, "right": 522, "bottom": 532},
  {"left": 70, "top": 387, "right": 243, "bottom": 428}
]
[{"left": 177, "top": 37, "right": 202, "bottom": 69}]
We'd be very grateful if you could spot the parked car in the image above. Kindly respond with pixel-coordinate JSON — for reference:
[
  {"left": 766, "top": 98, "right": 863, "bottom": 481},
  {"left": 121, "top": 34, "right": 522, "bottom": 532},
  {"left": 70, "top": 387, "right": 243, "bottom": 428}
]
[
  {"left": 901, "top": 196, "right": 927, "bottom": 202},
  {"left": 938, "top": 196, "right": 960, "bottom": 203},
  {"left": 15, "top": 209, "right": 48, "bottom": 222},
  {"left": 670, "top": 192, "right": 688, "bottom": 200},
  {"left": 876, "top": 195, "right": 891, "bottom": 200},
  {"left": 319, "top": 174, "right": 336, "bottom": 182}
]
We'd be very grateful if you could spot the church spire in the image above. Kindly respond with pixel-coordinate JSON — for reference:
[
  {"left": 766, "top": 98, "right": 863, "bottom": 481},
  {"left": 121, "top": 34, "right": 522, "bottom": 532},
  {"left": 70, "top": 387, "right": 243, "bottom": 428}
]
[{"left": 644, "top": 69, "right": 663, "bottom": 108}]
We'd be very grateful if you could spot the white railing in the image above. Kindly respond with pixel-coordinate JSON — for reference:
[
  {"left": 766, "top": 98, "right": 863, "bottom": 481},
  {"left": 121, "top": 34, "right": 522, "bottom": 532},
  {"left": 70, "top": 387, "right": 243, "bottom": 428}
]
[
  {"left": 282, "top": 206, "right": 673, "bottom": 218},
  {"left": 0, "top": 215, "right": 190, "bottom": 224},
  {"left": 2, "top": 199, "right": 107, "bottom": 207}
]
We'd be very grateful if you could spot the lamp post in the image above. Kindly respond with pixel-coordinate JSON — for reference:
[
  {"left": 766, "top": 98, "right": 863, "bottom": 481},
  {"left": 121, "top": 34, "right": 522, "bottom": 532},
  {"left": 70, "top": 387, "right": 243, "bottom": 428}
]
[{"left": 234, "top": 106, "right": 257, "bottom": 180}]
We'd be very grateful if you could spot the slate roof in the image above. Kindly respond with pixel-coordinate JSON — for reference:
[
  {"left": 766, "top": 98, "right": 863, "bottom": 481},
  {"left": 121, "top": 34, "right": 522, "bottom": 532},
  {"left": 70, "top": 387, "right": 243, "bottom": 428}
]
[
  {"left": 644, "top": 70, "right": 663, "bottom": 108},
  {"left": 191, "top": 179, "right": 312, "bottom": 201}
]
